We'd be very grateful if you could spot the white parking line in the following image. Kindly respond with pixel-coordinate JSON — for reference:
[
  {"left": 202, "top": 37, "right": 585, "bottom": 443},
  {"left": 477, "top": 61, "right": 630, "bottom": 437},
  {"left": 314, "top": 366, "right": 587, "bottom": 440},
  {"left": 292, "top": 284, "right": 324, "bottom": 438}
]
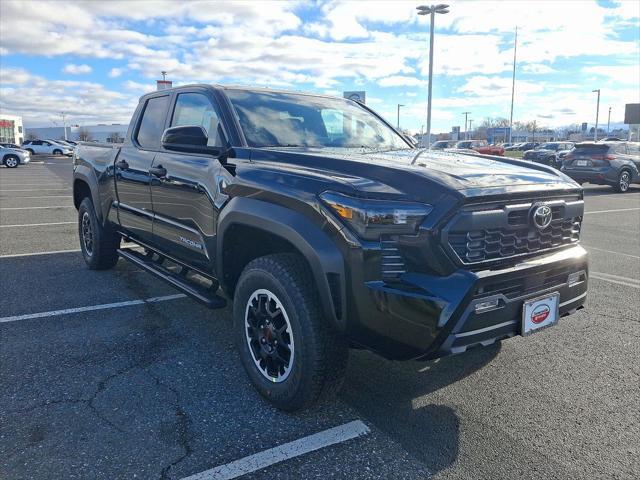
[
  {"left": 0, "top": 205, "right": 74, "bottom": 210},
  {"left": 181, "top": 420, "right": 370, "bottom": 480},
  {"left": 0, "top": 222, "right": 76, "bottom": 228},
  {"left": 0, "top": 293, "right": 187, "bottom": 323},
  {"left": 0, "top": 195, "right": 71, "bottom": 199},
  {"left": 0, "top": 183, "right": 70, "bottom": 187},
  {"left": 0, "top": 249, "right": 81, "bottom": 258},
  {"left": 584, "top": 207, "right": 640, "bottom": 215},
  {"left": 585, "top": 246, "right": 640, "bottom": 259},
  {"left": 0, "top": 188, "right": 71, "bottom": 192},
  {"left": 591, "top": 271, "right": 640, "bottom": 289}
]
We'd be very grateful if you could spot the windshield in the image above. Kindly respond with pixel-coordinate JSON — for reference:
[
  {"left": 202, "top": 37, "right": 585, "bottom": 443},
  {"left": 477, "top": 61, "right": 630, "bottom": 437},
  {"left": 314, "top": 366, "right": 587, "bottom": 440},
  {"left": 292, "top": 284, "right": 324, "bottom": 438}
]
[
  {"left": 225, "top": 90, "right": 409, "bottom": 150},
  {"left": 539, "top": 143, "right": 558, "bottom": 150},
  {"left": 456, "top": 141, "right": 472, "bottom": 148}
]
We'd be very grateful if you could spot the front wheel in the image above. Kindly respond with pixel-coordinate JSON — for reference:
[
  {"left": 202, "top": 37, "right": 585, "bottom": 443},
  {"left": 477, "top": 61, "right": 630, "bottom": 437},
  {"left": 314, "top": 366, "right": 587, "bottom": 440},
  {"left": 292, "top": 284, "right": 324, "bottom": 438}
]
[
  {"left": 615, "top": 170, "right": 631, "bottom": 193},
  {"left": 3, "top": 155, "right": 19, "bottom": 168},
  {"left": 78, "top": 197, "right": 120, "bottom": 269},
  {"left": 233, "top": 253, "right": 348, "bottom": 411}
]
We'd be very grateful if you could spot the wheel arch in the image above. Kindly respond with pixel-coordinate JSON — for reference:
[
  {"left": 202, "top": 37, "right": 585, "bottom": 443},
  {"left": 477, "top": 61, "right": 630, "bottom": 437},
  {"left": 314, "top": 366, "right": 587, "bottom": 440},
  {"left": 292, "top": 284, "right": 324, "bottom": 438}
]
[
  {"left": 73, "top": 167, "right": 104, "bottom": 223},
  {"left": 218, "top": 197, "right": 346, "bottom": 331}
]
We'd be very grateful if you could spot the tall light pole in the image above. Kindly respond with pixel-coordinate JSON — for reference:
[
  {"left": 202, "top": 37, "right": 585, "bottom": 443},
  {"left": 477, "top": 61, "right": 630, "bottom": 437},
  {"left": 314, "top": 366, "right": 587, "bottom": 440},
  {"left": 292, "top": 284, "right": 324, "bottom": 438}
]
[
  {"left": 462, "top": 111, "right": 471, "bottom": 140},
  {"left": 468, "top": 119, "right": 473, "bottom": 137},
  {"left": 508, "top": 26, "right": 518, "bottom": 144},
  {"left": 592, "top": 89, "right": 600, "bottom": 141},
  {"left": 417, "top": 4, "right": 450, "bottom": 149},
  {"left": 397, "top": 104, "right": 405, "bottom": 129},
  {"left": 607, "top": 106, "right": 611, "bottom": 134}
]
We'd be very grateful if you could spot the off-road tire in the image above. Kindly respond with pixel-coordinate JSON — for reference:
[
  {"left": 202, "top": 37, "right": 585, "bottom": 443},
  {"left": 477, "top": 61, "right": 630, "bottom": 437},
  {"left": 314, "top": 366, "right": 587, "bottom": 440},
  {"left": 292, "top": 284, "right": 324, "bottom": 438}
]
[
  {"left": 78, "top": 197, "right": 120, "bottom": 269},
  {"left": 233, "top": 253, "right": 348, "bottom": 411},
  {"left": 615, "top": 169, "right": 631, "bottom": 193},
  {"left": 3, "top": 155, "right": 19, "bottom": 168}
]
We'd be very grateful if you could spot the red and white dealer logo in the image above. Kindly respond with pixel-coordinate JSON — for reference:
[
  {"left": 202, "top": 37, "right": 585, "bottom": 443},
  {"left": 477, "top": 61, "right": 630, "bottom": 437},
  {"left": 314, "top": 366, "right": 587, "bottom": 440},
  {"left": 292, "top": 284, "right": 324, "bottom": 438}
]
[{"left": 531, "top": 304, "right": 551, "bottom": 324}]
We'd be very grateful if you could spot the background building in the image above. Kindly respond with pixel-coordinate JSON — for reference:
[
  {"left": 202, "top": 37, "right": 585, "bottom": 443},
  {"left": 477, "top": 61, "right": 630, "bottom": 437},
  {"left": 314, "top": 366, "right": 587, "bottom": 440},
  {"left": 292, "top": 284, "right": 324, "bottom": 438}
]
[
  {"left": 0, "top": 114, "right": 24, "bottom": 144},
  {"left": 25, "top": 123, "right": 129, "bottom": 143}
]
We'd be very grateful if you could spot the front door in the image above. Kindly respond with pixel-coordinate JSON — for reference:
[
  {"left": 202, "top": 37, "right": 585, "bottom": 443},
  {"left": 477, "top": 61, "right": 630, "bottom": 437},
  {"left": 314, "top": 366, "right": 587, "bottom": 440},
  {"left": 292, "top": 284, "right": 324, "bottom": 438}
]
[
  {"left": 115, "top": 94, "right": 170, "bottom": 244},
  {"left": 150, "top": 91, "right": 225, "bottom": 271}
]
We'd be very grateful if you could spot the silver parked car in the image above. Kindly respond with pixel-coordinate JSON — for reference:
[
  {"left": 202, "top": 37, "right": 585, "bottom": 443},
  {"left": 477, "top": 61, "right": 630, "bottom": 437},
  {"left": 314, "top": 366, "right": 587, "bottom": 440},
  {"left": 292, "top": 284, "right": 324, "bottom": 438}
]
[
  {"left": 1, "top": 145, "right": 31, "bottom": 168},
  {"left": 562, "top": 142, "right": 640, "bottom": 192}
]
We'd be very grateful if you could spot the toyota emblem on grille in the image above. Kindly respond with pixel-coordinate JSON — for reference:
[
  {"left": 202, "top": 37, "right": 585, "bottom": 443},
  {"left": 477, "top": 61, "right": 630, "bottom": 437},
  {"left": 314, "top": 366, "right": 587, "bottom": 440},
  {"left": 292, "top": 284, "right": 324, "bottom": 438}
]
[{"left": 532, "top": 205, "right": 552, "bottom": 230}]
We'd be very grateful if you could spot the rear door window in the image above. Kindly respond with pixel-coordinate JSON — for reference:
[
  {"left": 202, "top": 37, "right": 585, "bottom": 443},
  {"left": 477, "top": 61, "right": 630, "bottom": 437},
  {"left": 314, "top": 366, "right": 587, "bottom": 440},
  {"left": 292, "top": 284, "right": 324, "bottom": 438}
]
[{"left": 136, "top": 95, "right": 170, "bottom": 149}]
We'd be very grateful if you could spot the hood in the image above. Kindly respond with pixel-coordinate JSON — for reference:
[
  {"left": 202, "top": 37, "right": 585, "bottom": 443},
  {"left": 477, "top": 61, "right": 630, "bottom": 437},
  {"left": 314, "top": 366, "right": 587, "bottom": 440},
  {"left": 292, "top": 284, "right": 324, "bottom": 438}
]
[
  {"left": 1, "top": 147, "right": 26, "bottom": 154},
  {"left": 256, "top": 147, "right": 576, "bottom": 195}
]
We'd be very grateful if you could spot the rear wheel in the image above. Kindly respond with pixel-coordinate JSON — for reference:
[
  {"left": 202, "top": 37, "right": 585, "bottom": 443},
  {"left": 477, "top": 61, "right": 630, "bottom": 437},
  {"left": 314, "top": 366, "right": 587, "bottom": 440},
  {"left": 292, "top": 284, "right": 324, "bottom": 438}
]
[
  {"left": 78, "top": 197, "right": 120, "bottom": 269},
  {"left": 3, "top": 155, "right": 19, "bottom": 168},
  {"left": 52, "top": 149, "right": 62, "bottom": 155},
  {"left": 615, "top": 170, "right": 631, "bottom": 193},
  {"left": 233, "top": 253, "right": 348, "bottom": 411}
]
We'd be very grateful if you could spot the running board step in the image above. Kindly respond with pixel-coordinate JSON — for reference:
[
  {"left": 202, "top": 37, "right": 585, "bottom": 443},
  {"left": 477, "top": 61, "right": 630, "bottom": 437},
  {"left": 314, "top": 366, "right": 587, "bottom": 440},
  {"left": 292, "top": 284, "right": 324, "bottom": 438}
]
[{"left": 117, "top": 248, "right": 226, "bottom": 309}]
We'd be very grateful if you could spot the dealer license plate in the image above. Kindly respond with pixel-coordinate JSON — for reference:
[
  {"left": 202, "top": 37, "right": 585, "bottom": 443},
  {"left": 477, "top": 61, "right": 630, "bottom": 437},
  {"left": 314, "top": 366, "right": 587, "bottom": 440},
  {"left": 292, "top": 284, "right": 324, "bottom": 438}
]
[{"left": 522, "top": 293, "right": 560, "bottom": 335}]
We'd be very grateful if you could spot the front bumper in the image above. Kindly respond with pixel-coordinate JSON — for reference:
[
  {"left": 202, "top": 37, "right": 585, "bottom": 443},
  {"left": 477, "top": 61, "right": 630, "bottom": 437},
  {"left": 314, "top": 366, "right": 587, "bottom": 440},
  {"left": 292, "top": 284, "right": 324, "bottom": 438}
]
[
  {"left": 21, "top": 154, "right": 30, "bottom": 164},
  {"left": 351, "top": 245, "right": 588, "bottom": 360}
]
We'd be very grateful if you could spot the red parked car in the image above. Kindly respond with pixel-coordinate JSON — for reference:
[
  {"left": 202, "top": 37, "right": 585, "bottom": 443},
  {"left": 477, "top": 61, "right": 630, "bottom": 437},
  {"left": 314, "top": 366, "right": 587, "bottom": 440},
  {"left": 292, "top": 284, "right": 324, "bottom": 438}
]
[{"left": 455, "top": 140, "right": 505, "bottom": 156}]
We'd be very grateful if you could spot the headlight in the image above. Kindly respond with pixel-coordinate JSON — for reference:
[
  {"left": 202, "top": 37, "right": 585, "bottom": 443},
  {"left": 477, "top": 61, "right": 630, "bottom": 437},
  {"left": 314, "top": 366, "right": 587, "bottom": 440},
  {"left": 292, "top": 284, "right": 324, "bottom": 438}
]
[{"left": 319, "top": 191, "right": 432, "bottom": 240}]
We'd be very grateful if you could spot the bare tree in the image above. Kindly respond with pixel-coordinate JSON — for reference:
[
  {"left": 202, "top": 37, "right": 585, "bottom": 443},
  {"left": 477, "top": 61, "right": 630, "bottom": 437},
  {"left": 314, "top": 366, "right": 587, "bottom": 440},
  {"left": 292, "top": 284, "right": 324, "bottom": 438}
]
[
  {"left": 77, "top": 127, "right": 93, "bottom": 142},
  {"left": 107, "top": 132, "right": 124, "bottom": 143}
]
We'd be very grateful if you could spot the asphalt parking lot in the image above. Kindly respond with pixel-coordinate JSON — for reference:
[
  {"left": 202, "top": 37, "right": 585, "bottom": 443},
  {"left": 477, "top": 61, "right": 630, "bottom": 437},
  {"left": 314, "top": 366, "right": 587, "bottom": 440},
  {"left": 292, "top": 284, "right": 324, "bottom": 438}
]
[{"left": 1, "top": 155, "right": 639, "bottom": 480}]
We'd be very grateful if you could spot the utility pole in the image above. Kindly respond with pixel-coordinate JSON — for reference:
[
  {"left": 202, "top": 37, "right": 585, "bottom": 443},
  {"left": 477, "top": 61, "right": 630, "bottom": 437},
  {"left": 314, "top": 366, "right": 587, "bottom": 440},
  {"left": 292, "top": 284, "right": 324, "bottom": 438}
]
[
  {"left": 468, "top": 119, "right": 473, "bottom": 138},
  {"left": 60, "top": 112, "right": 67, "bottom": 140},
  {"left": 592, "top": 89, "right": 600, "bottom": 141},
  {"left": 397, "top": 104, "right": 404, "bottom": 129},
  {"left": 462, "top": 111, "right": 471, "bottom": 140},
  {"left": 417, "top": 4, "right": 450, "bottom": 149},
  {"left": 508, "top": 26, "right": 518, "bottom": 144},
  {"left": 607, "top": 106, "right": 611, "bottom": 134}
]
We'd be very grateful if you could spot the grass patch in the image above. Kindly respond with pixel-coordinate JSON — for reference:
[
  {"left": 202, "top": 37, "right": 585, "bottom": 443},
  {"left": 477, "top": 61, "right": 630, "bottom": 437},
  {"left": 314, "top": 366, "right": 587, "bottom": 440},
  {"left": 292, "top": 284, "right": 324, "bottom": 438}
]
[{"left": 504, "top": 151, "right": 524, "bottom": 159}]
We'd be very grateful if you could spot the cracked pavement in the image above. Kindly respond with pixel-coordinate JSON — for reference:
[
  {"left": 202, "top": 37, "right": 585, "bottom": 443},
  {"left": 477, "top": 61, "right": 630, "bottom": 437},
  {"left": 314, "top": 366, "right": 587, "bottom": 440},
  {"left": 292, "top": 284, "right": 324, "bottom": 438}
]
[{"left": 1, "top": 158, "right": 639, "bottom": 479}]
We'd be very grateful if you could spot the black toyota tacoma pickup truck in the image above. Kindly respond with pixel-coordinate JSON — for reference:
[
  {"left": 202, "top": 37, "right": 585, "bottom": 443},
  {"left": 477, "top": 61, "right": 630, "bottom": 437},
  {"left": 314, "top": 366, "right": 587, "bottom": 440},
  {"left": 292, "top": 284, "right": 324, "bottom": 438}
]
[{"left": 73, "top": 85, "right": 588, "bottom": 410}]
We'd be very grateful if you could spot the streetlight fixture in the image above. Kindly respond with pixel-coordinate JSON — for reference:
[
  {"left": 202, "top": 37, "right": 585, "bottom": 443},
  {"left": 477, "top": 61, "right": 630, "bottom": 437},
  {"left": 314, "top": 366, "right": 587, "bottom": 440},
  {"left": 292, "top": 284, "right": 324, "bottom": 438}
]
[
  {"left": 592, "top": 89, "right": 600, "bottom": 141},
  {"left": 397, "top": 104, "right": 405, "bottom": 129},
  {"left": 462, "top": 111, "right": 471, "bottom": 140},
  {"left": 417, "top": 4, "right": 450, "bottom": 149}
]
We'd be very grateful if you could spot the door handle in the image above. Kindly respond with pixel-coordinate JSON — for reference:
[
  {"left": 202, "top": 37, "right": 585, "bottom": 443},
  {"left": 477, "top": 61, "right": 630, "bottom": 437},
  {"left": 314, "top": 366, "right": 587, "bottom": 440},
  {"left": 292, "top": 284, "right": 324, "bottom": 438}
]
[
  {"left": 115, "top": 159, "right": 129, "bottom": 169},
  {"left": 149, "top": 166, "right": 167, "bottom": 178}
]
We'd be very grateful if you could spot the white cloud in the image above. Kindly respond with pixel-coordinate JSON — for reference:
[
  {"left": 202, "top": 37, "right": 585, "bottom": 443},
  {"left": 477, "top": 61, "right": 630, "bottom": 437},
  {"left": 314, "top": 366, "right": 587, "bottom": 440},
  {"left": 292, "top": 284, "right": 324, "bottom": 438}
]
[
  {"left": 378, "top": 76, "right": 426, "bottom": 87},
  {"left": 522, "top": 64, "right": 557, "bottom": 74},
  {"left": 583, "top": 65, "right": 640, "bottom": 85},
  {"left": 63, "top": 64, "right": 92, "bottom": 75},
  {"left": 109, "top": 68, "right": 123, "bottom": 78},
  {"left": 1, "top": 66, "right": 135, "bottom": 126}
]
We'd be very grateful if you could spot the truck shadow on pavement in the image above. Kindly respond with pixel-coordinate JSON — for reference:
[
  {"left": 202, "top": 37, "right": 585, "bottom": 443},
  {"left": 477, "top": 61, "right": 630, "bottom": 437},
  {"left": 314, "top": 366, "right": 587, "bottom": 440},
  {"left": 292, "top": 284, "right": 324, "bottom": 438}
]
[{"left": 340, "top": 344, "right": 500, "bottom": 474}]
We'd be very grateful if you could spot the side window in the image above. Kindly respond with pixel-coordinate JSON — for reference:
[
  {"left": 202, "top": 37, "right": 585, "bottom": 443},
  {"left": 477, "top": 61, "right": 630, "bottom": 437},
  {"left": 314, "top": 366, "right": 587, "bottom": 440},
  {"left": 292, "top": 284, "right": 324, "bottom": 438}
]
[
  {"left": 614, "top": 144, "right": 627, "bottom": 155},
  {"left": 44, "top": 141, "right": 51, "bottom": 146},
  {"left": 33, "top": 141, "right": 42, "bottom": 145},
  {"left": 171, "top": 93, "right": 222, "bottom": 147},
  {"left": 136, "top": 95, "right": 170, "bottom": 149}
]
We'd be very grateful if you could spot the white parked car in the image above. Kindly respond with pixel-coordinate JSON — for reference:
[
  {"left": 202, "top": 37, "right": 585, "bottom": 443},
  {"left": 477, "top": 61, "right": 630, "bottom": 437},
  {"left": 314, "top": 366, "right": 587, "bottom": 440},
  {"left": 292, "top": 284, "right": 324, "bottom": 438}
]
[
  {"left": 1, "top": 145, "right": 31, "bottom": 168},
  {"left": 46, "top": 139, "right": 76, "bottom": 150},
  {"left": 22, "top": 139, "right": 73, "bottom": 156}
]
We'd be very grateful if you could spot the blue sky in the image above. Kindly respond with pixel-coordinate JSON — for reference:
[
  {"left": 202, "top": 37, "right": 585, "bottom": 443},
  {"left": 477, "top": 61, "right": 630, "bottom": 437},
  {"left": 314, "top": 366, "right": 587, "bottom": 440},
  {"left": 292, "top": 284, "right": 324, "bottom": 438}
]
[{"left": 1, "top": 0, "right": 638, "bottom": 133}]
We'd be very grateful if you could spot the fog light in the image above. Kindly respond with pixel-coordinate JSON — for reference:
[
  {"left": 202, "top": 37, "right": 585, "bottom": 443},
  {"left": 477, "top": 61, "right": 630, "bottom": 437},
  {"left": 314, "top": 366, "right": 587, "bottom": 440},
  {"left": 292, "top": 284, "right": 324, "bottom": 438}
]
[
  {"left": 475, "top": 298, "right": 500, "bottom": 314},
  {"left": 568, "top": 272, "right": 582, "bottom": 287}
]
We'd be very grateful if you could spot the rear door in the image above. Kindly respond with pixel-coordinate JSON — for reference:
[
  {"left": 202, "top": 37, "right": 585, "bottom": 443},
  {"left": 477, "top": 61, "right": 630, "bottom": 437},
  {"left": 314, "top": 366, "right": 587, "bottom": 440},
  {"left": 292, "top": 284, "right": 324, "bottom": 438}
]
[
  {"left": 149, "top": 90, "right": 226, "bottom": 270},
  {"left": 115, "top": 93, "right": 170, "bottom": 244}
]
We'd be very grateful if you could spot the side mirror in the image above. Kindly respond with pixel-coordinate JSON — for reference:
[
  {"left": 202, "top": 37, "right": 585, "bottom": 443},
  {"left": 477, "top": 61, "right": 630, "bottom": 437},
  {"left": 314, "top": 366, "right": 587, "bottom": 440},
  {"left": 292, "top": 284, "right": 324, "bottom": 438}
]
[{"left": 161, "top": 125, "right": 220, "bottom": 155}]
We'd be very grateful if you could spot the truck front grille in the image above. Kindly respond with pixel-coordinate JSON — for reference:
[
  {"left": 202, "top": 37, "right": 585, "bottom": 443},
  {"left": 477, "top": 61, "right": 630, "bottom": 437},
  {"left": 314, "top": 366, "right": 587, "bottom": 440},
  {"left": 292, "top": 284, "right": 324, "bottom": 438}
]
[{"left": 443, "top": 196, "right": 583, "bottom": 267}]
